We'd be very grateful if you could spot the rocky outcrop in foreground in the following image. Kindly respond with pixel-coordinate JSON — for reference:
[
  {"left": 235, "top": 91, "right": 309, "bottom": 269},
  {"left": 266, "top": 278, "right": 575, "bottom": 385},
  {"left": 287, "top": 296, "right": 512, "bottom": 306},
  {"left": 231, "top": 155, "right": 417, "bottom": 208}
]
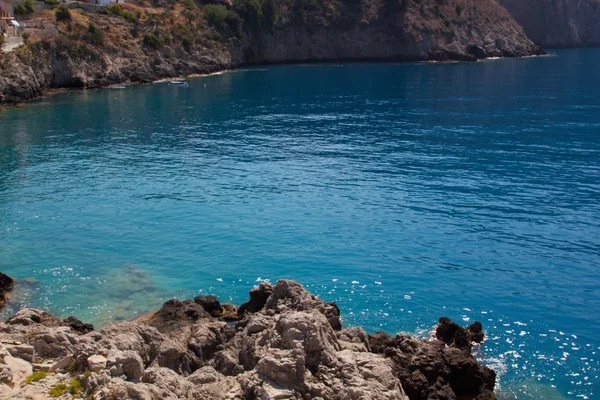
[
  {"left": 498, "top": 0, "right": 600, "bottom": 47},
  {"left": 0, "top": 279, "right": 495, "bottom": 399}
]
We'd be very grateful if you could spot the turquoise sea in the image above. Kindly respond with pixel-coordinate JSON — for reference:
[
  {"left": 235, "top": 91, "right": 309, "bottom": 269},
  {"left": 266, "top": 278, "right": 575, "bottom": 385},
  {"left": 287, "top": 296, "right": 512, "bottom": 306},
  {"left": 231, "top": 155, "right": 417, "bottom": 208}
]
[{"left": 1, "top": 48, "right": 599, "bottom": 399}]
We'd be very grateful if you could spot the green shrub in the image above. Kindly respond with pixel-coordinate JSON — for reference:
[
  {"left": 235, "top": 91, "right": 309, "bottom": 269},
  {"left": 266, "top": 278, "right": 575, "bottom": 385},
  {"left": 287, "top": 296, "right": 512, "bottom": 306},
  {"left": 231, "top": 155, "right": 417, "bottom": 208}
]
[
  {"left": 233, "top": 0, "right": 261, "bottom": 26},
  {"left": 14, "top": 4, "right": 28, "bottom": 15},
  {"left": 43, "top": 0, "right": 60, "bottom": 5},
  {"left": 48, "top": 379, "right": 83, "bottom": 398},
  {"left": 55, "top": 5, "right": 72, "bottom": 22},
  {"left": 181, "top": 36, "right": 193, "bottom": 51},
  {"left": 24, "top": 371, "right": 49, "bottom": 385},
  {"left": 48, "top": 383, "right": 68, "bottom": 398},
  {"left": 86, "top": 23, "right": 104, "bottom": 45},
  {"left": 172, "top": 23, "right": 194, "bottom": 51},
  {"left": 203, "top": 4, "right": 227, "bottom": 30},
  {"left": 67, "top": 359, "right": 79, "bottom": 373},
  {"left": 69, "top": 379, "right": 83, "bottom": 396},
  {"left": 203, "top": 4, "right": 243, "bottom": 38},
  {"left": 104, "top": 4, "right": 123, "bottom": 14},
  {"left": 104, "top": 4, "right": 138, "bottom": 22},
  {"left": 143, "top": 33, "right": 160, "bottom": 49},
  {"left": 261, "top": 0, "right": 277, "bottom": 25},
  {"left": 24, "top": 0, "right": 35, "bottom": 14},
  {"left": 182, "top": 0, "right": 197, "bottom": 11}
]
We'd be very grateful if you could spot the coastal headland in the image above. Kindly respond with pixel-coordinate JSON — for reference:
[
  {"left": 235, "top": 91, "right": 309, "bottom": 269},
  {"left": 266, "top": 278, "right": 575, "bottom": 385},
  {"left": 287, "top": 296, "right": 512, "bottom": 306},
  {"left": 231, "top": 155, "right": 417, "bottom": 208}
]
[
  {"left": 0, "top": 0, "right": 544, "bottom": 105},
  {"left": 0, "top": 275, "right": 495, "bottom": 399}
]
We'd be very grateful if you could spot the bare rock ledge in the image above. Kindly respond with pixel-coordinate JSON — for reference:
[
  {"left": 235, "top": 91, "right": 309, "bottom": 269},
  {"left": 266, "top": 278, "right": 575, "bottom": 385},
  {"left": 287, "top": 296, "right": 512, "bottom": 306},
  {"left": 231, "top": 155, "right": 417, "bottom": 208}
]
[{"left": 0, "top": 279, "right": 495, "bottom": 400}]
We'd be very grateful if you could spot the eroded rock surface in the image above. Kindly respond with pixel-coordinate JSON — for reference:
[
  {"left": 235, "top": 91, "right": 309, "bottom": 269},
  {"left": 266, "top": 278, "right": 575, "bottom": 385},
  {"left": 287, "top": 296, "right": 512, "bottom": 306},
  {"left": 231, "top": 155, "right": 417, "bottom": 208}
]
[{"left": 0, "top": 279, "right": 494, "bottom": 399}]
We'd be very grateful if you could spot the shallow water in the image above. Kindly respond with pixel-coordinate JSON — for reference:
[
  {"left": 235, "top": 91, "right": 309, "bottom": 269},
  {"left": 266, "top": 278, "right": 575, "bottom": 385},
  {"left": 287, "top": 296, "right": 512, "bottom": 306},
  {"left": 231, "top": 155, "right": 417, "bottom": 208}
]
[{"left": 1, "top": 49, "right": 599, "bottom": 399}]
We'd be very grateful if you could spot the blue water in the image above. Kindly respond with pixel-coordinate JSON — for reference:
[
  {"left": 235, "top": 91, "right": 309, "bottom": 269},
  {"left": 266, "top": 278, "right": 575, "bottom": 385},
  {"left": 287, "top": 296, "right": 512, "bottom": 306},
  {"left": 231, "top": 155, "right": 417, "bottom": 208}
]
[{"left": 1, "top": 48, "right": 599, "bottom": 399}]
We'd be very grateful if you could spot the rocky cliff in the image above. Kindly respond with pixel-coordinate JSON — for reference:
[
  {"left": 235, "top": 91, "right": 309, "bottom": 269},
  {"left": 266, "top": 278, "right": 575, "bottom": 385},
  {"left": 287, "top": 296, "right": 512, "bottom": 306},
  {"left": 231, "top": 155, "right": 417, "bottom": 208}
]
[
  {"left": 236, "top": 0, "right": 543, "bottom": 64},
  {"left": 0, "top": 0, "right": 543, "bottom": 106},
  {"left": 0, "top": 279, "right": 495, "bottom": 400},
  {"left": 498, "top": 0, "right": 600, "bottom": 47}
]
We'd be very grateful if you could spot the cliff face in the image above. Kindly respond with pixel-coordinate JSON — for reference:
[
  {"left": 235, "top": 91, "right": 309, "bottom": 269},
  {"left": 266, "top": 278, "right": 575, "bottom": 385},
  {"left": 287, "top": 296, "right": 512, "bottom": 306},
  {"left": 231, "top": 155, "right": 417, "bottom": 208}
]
[
  {"left": 0, "top": 4, "right": 234, "bottom": 104},
  {"left": 0, "top": 0, "right": 543, "bottom": 105},
  {"left": 236, "top": 0, "right": 543, "bottom": 63},
  {"left": 498, "top": 0, "right": 600, "bottom": 47},
  {"left": 0, "top": 40, "right": 232, "bottom": 104}
]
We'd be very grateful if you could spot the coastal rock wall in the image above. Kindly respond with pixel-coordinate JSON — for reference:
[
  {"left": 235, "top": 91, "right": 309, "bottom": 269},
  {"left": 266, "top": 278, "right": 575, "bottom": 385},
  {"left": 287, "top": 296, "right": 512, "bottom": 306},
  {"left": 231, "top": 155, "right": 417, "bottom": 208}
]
[
  {"left": 498, "top": 0, "right": 600, "bottom": 47},
  {"left": 0, "top": 278, "right": 496, "bottom": 400},
  {"left": 237, "top": 0, "right": 543, "bottom": 64},
  {"left": 0, "top": 41, "right": 232, "bottom": 104},
  {"left": 0, "top": 0, "right": 544, "bottom": 105}
]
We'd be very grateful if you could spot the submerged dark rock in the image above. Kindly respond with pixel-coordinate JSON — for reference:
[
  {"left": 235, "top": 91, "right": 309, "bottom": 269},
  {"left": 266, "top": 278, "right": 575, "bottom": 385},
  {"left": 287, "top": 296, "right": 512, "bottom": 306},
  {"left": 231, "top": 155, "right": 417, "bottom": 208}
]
[
  {"left": 64, "top": 315, "right": 95, "bottom": 334},
  {"left": 237, "top": 281, "right": 274, "bottom": 316},
  {"left": 436, "top": 316, "right": 472, "bottom": 351},
  {"left": 467, "top": 321, "right": 486, "bottom": 344},
  {"left": 436, "top": 317, "right": 486, "bottom": 352},
  {"left": 0, "top": 272, "right": 15, "bottom": 309},
  {"left": 141, "top": 299, "right": 210, "bottom": 334},
  {"left": 370, "top": 318, "right": 495, "bottom": 400},
  {"left": 193, "top": 295, "right": 221, "bottom": 316}
]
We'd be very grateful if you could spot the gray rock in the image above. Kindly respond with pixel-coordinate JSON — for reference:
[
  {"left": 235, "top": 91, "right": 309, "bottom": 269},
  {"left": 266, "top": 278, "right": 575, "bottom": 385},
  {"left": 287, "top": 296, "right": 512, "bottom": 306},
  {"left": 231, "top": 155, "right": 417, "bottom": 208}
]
[
  {"left": 1, "top": 355, "right": 32, "bottom": 388},
  {"left": 88, "top": 354, "right": 108, "bottom": 371},
  {"left": 337, "top": 327, "right": 371, "bottom": 353},
  {"left": 6, "top": 308, "right": 64, "bottom": 327},
  {"left": 187, "top": 365, "right": 220, "bottom": 385},
  {"left": 50, "top": 355, "right": 73, "bottom": 372},
  {"left": 5, "top": 344, "right": 35, "bottom": 363},
  {"left": 107, "top": 350, "right": 145, "bottom": 381},
  {"left": 0, "top": 279, "right": 495, "bottom": 400}
]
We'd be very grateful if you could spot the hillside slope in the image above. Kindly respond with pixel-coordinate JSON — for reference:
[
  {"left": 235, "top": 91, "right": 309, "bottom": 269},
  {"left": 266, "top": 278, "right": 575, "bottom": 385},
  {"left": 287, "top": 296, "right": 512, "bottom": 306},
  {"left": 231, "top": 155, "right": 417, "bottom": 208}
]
[
  {"left": 0, "top": 0, "right": 543, "bottom": 105},
  {"left": 498, "top": 0, "right": 600, "bottom": 47}
]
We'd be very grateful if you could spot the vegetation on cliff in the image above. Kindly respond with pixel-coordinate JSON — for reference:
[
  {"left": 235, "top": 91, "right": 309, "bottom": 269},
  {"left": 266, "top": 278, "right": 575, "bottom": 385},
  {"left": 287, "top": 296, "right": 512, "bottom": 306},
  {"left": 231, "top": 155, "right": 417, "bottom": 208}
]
[{"left": 0, "top": 0, "right": 543, "bottom": 104}]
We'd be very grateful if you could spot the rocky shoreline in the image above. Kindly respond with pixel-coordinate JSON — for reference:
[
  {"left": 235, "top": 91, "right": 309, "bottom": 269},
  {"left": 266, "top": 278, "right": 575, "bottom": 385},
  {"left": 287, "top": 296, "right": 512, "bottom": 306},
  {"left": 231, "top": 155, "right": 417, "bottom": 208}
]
[
  {"left": 0, "top": 273, "right": 496, "bottom": 400},
  {"left": 0, "top": 0, "right": 544, "bottom": 106}
]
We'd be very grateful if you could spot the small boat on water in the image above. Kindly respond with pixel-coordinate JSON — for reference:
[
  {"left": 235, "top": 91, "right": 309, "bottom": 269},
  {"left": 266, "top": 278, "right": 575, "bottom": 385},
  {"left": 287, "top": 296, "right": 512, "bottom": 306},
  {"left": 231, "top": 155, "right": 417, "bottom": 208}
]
[{"left": 169, "top": 80, "right": 189, "bottom": 87}]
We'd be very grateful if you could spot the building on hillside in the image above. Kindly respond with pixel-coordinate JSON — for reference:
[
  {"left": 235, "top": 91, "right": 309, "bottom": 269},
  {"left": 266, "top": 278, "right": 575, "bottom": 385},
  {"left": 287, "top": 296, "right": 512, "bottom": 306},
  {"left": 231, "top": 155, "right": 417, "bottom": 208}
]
[{"left": 1, "top": 10, "right": 11, "bottom": 35}]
